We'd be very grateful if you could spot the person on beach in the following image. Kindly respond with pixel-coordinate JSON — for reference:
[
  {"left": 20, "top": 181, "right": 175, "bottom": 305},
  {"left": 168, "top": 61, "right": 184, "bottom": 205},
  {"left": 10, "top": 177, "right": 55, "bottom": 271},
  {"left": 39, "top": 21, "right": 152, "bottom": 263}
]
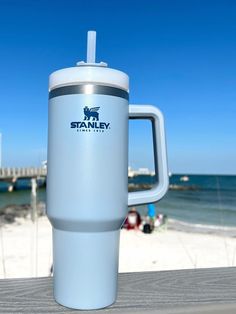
[
  {"left": 141, "top": 204, "right": 168, "bottom": 233},
  {"left": 141, "top": 203, "right": 156, "bottom": 233},
  {"left": 147, "top": 203, "right": 156, "bottom": 219},
  {"left": 123, "top": 207, "right": 142, "bottom": 230}
]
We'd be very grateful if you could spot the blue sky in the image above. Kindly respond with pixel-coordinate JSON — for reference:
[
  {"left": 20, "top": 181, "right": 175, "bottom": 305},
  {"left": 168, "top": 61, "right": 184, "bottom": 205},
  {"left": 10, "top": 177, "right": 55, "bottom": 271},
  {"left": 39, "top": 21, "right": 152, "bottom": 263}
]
[{"left": 0, "top": 0, "right": 235, "bottom": 174}]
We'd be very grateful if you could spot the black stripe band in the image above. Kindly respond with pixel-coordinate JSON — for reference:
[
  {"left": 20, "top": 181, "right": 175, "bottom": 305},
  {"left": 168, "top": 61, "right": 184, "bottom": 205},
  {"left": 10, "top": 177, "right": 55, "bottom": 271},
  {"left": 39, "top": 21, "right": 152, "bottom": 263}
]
[{"left": 49, "top": 84, "right": 129, "bottom": 100}]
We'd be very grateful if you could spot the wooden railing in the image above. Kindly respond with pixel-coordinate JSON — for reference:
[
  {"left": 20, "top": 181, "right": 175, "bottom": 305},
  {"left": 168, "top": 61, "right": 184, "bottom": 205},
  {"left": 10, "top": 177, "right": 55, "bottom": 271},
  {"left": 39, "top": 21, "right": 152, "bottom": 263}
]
[{"left": 0, "top": 268, "right": 236, "bottom": 313}]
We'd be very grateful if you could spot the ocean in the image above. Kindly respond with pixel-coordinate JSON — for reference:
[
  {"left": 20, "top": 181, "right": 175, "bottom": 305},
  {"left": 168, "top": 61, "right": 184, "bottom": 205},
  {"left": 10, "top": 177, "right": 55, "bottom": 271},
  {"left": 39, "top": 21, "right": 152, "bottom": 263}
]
[
  {"left": 135, "top": 174, "right": 236, "bottom": 228},
  {"left": 0, "top": 174, "right": 236, "bottom": 228}
]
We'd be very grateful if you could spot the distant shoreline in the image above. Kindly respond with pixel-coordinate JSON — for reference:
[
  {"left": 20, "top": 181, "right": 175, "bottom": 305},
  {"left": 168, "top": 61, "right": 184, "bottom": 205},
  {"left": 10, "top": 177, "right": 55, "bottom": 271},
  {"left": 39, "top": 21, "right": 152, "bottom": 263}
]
[
  {"left": 0, "top": 174, "right": 235, "bottom": 232},
  {"left": 1, "top": 203, "right": 236, "bottom": 237}
]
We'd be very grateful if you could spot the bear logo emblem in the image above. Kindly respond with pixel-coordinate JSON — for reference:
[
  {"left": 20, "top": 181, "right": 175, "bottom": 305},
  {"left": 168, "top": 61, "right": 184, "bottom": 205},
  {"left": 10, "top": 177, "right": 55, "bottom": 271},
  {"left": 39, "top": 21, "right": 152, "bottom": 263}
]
[{"left": 83, "top": 106, "right": 100, "bottom": 121}]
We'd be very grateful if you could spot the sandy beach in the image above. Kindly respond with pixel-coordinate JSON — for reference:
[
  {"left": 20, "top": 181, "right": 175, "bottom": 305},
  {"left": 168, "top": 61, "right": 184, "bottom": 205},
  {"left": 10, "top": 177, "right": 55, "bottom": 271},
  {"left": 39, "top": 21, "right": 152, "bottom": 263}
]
[{"left": 0, "top": 216, "right": 236, "bottom": 279}]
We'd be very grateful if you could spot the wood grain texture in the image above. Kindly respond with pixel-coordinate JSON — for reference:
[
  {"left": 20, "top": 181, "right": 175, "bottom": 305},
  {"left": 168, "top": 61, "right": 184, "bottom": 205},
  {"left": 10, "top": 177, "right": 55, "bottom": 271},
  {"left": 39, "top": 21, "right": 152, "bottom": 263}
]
[{"left": 0, "top": 267, "right": 236, "bottom": 313}]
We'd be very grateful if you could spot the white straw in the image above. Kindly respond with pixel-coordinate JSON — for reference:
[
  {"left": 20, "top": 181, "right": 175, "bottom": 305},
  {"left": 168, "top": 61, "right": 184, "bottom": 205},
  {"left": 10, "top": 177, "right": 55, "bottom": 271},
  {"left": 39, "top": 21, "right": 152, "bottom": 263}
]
[{"left": 87, "top": 31, "right": 96, "bottom": 63}]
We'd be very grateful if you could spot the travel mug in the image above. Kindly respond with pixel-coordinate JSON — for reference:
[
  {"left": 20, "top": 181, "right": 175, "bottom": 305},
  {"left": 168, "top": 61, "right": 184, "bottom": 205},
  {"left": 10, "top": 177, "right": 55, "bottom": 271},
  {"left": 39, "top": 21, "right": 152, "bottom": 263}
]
[{"left": 47, "top": 31, "right": 168, "bottom": 310}]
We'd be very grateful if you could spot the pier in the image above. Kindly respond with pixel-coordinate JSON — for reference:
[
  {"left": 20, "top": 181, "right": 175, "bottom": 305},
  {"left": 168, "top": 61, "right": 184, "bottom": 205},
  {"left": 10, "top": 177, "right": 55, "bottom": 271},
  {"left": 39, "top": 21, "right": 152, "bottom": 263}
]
[
  {"left": 0, "top": 167, "right": 46, "bottom": 181},
  {"left": 0, "top": 167, "right": 47, "bottom": 192}
]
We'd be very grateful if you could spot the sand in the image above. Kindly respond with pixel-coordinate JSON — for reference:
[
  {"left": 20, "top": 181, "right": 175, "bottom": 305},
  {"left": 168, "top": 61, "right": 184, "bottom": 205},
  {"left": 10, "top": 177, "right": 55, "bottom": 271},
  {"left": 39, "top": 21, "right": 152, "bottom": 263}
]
[{"left": 0, "top": 216, "right": 236, "bottom": 278}]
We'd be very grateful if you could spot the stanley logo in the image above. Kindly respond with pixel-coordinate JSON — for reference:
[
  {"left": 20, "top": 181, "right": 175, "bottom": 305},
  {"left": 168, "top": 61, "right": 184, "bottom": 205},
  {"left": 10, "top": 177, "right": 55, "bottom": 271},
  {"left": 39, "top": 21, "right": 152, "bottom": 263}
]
[{"left": 70, "top": 106, "right": 110, "bottom": 133}]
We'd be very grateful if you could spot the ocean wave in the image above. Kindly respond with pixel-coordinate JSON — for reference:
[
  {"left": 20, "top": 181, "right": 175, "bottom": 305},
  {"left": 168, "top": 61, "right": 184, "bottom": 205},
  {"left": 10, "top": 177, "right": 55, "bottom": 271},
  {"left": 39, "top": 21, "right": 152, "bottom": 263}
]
[
  {"left": 169, "top": 185, "right": 236, "bottom": 192},
  {"left": 168, "top": 218, "right": 236, "bottom": 237}
]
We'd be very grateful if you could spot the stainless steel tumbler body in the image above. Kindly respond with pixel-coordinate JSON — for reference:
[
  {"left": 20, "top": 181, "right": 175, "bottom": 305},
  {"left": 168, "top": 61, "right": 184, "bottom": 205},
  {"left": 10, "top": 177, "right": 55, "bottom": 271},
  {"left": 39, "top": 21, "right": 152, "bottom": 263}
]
[{"left": 47, "top": 32, "right": 168, "bottom": 310}]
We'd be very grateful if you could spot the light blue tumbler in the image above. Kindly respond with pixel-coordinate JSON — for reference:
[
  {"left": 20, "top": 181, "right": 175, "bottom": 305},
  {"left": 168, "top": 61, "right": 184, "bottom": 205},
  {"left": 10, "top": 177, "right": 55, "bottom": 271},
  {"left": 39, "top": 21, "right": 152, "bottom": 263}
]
[{"left": 47, "top": 31, "right": 169, "bottom": 310}]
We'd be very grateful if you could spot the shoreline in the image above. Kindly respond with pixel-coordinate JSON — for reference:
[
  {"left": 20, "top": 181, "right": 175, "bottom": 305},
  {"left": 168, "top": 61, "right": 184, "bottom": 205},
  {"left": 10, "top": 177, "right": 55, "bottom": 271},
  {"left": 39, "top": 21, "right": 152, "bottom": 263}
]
[
  {"left": 168, "top": 218, "right": 236, "bottom": 237},
  {"left": 1, "top": 203, "right": 236, "bottom": 237}
]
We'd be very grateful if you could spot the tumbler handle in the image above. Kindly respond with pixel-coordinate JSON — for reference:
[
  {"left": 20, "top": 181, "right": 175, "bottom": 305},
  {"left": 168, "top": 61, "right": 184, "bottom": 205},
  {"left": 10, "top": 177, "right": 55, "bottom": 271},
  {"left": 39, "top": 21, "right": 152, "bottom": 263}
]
[{"left": 128, "top": 105, "right": 169, "bottom": 206}]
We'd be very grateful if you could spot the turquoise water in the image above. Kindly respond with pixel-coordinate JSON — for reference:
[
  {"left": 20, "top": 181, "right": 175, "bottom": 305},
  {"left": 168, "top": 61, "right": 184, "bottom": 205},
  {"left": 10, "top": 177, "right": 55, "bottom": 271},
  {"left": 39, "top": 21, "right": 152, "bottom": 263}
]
[
  {"left": 137, "top": 174, "right": 236, "bottom": 227},
  {"left": 0, "top": 174, "right": 236, "bottom": 227}
]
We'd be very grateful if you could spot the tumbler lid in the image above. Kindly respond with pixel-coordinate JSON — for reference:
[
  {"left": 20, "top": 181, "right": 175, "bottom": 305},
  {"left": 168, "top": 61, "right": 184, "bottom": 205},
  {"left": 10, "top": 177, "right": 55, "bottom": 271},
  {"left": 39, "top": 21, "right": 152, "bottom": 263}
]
[{"left": 49, "top": 31, "right": 129, "bottom": 92}]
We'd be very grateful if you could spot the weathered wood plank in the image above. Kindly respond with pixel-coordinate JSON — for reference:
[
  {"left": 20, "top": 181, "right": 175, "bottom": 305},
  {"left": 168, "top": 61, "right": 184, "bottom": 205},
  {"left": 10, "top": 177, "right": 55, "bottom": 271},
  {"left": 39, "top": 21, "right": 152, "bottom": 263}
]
[{"left": 0, "top": 267, "right": 236, "bottom": 313}]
